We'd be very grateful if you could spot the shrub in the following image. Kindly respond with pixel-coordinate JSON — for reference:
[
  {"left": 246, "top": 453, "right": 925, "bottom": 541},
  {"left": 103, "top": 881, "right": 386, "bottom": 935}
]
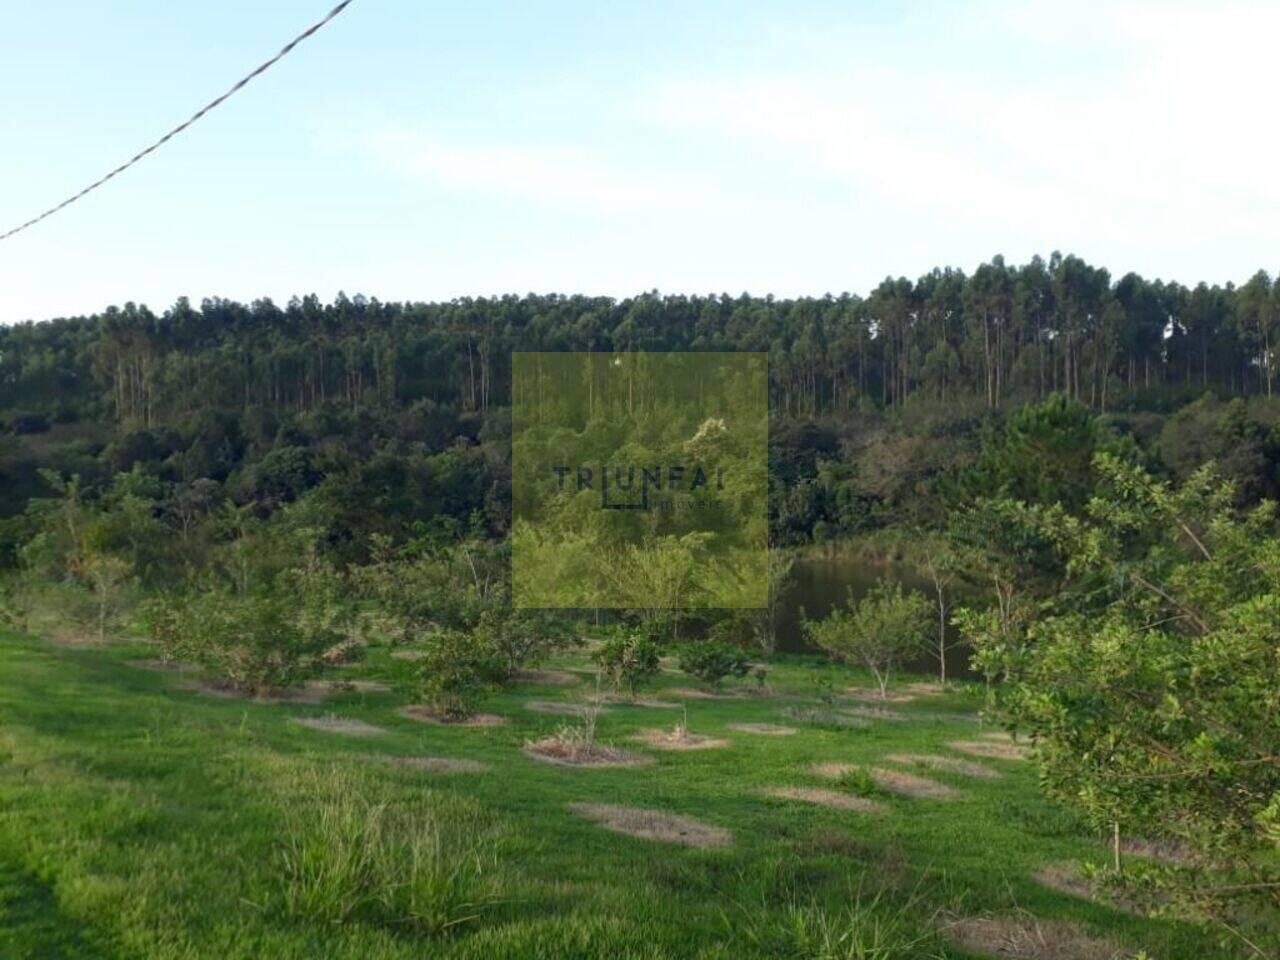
[
  {"left": 153, "top": 585, "right": 335, "bottom": 693},
  {"left": 677, "top": 641, "right": 752, "bottom": 689},
  {"left": 147, "top": 552, "right": 350, "bottom": 693},
  {"left": 485, "top": 607, "right": 576, "bottom": 679},
  {"left": 804, "top": 580, "right": 931, "bottom": 698},
  {"left": 415, "top": 628, "right": 502, "bottom": 720},
  {"left": 592, "top": 629, "right": 661, "bottom": 696}
]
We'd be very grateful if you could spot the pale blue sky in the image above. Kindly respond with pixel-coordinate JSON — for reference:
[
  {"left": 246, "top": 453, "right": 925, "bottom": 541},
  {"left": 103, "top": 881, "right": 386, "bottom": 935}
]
[{"left": 1, "top": 0, "right": 1276, "bottom": 322}]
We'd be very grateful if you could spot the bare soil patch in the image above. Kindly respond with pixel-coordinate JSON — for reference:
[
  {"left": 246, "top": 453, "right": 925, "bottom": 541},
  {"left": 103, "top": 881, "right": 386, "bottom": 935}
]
[
  {"left": 882, "top": 753, "right": 1003, "bottom": 779},
  {"left": 1033, "top": 864, "right": 1145, "bottom": 915},
  {"left": 762, "top": 786, "right": 883, "bottom": 814},
  {"left": 809, "top": 762, "right": 856, "bottom": 779},
  {"left": 841, "top": 686, "right": 917, "bottom": 704},
  {"left": 982, "top": 730, "right": 1016, "bottom": 742},
  {"left": 944, "top": 915, "right": 1128, "bottom": 960},
  {"left": 667, "top": 687, "right": 741, "bottom": 700},
  {"left": 783, "top": 707, "right": 869, "bottom": 729},
  {"left": 511, "top": 669, "right": 580, "bottom": 686},
  {"left": 587, "top": 693, "right": 681, "bottom": 709},
  {"left": 184, "top": 680, "right": 329, "bottom": 704},
  {"left": 126, "top": 658, "right": 198, "bottom": 673},
  {"left": 525, "top": 739, "right": 652, "bottom": 768},
  {"left": 44, "top": 629, "right": 105, "bottom": 648},
  {"left": 388, "top": 649, "right": 428, "bottom": 661},
  {"left": 1121, "top": 837, "right": 1195, "bottom": 866},
  {"left": 1033, "top": 863, "right": 1096, "bottom": 901},
  {"left": 397, "top": 705, "right": 508, "bottom": 727},
  {"left": 633, "top": 727, "right": 731, "bottom": 751},
  {"left": 291, "top": 716, "right": 387, "bottom": 737},
  {"left": 307, "top": 679, "right": 391, "bottom": 694},
  {"left": 869, "top": 767, "right": 962, "bottom": 800},
  {"left": 727, "top": 723, "right": 797, "bottom": 736},
  {"left": 524, "top": 700, "right": 609, "bottom": 717},
  {"left": 843, "top": 705, "right": 907, "bottom": 722},
  {"left": 375, "top": 755, "right": 487, "bottom": 773},
  {"left": 568, "top": 802, "right": 731, "bottom": 847},
  {"left": 949, "top": 740, "right": 1031, "bottom": 761},
  {"left": 902, "top": 681, "right": 946, "bottom": 695}
]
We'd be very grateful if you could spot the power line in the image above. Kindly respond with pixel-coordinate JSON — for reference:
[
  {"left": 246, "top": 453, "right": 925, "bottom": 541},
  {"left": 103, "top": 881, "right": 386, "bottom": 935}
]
[{"left": 0, "top": 0, "right": 357, "bottom": 243}]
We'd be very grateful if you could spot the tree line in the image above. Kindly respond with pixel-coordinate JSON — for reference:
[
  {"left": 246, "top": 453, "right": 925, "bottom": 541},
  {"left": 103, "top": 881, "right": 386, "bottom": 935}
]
[{"left": 3, "top": 254, "right": 1279, "bottom": 430}]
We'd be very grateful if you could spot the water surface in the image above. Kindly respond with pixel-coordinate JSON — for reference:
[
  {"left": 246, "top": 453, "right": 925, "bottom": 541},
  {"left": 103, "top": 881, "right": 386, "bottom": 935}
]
[{"left": 776, "top": 553, "right": 975, "bottom": 678}]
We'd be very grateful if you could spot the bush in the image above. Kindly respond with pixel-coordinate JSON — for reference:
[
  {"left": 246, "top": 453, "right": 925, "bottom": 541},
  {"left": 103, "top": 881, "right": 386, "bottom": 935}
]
[
  {"left": 152, "top": 585, "right": 335, "bottom": 693},
  {"left": 146, "top": 553, "right": 350, "bottom": 693},
  {"left": 485, "top": 607, "right": 576, "bottom": 679},
  {"left": 592, "top": 629, "right": 661, "bottom": 696},
  {"left": 416, "top": 628, "right": 502, "bottom": 720},
  {"left": 677, "top": 641, "right": 752, "bottom": 689},
  {"left": 804, "top": 580, "right": 931, "bottom": 698}
]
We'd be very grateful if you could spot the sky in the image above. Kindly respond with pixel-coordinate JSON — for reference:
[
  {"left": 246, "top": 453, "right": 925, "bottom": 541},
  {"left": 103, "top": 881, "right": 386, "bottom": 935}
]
[{"left": 1, "top": 0, "right": 1277, "bottom": 323}]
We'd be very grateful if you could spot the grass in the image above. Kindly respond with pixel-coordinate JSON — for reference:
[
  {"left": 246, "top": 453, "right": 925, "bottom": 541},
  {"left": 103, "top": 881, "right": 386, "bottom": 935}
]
[{"left": 0, "top": 629, "right": 1242, "bottom": 959}]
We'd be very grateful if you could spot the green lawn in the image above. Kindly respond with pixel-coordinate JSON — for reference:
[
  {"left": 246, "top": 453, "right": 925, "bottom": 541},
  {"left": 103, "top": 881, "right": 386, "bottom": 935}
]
[{"left": 0, "top": 631, "right": 1232, "bottom": 959}]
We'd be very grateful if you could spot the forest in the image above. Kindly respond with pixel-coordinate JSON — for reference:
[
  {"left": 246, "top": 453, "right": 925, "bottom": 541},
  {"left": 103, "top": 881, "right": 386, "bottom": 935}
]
[
  {"left": 2, "top": 253, "right": 1280, "bottom": 552},
  {"left": 0, "top": 253, "right": 1277, "bottom": 959}
]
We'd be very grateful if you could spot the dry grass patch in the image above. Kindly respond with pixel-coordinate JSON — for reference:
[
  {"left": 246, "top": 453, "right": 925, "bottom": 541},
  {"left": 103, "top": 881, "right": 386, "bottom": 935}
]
[
  {"left": 1121, "top": 836, "right": 1195, "bottom": 866},
  {"left": 185, "top": 680, "right": 329, "bottom": 704},
  {"left": 375, "top": 756, "right": 488, "bottom": 774},
  {"left": 841, "top": 686, "right": 917, "bottom": 703},
  {"left": 949, "top": 740, "right": 1031, "bottom": 761},
  {"left": 511, "top": 669, "right": 580, "bottom": 686},
  {"left": 397, "top": 705, "right": 507, "bottom": 727},
  {"left": 291, "top": 716, "right": 388, "bottom": 737},
  {"left": 843, "top": 705, "right": 907, "bottom": 722},
  {"left": 809, "top": 762, "right": 855, "bottom": 779},
  {"left": 587, "top": 693, "right": 681, "bottom": 709},
  {"left": 726, "top": 723, "right": 797, "bottom": 736},
  {"left": 783, "top": 706, "right": 869, "bottom": 729},
  {"left": 1033, "top": 864, "right": 1146, "bottom": 915},
  {"left": 307, "top": 679, "right": 391, "bottom": 694},
  {"left": 667, "top": 687, "right": 741, "bottom": 700},
  {"left": 902, "top": 681, "right": 946, "bottom": 695},
  {"left": 388, "top": 649, "right": 427, "bottom": 661},
  {"left": 633, "top": 726, "right": 731, "bottom": 751},
  {"left": 883, "top": 753, "right": 1003, "bottom": 780},
  {"left": 524, "top": 700, "right": 609, "bottom": 717},
  {"left": 762, "top": 786, "right": 884, "bottom": 814},
  {"left": 869, "top": 767, "right": 962, "bottom": 800},
  {"left": 1033, "top": 863, "right": 1097, "bottom": 902},
  {"left": 524, "top": 742, "right": 650, "bottom": 773},
  {"left": 944, "top": 915, "right": 1128, "bottom": 960},
  {"left": 44, "top": 628, "right": 105, "bottom": 648},
  {"left": 568, "top": 803, "right": 731, "bottom": 847},
  {"left": 126, "top": 658, "right": 198, "bottom": 673}
]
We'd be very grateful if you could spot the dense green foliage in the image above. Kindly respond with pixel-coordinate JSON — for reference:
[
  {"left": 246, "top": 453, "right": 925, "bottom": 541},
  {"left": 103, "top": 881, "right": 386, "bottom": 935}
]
[
  {"left": 592, "top": 628, "right": 662, "bottom": 696},
  {"left": 676, "top": 640, "right": 753, "bottom": 688},
  {"left": 958, "top": 457, "right": 1280, "bottom": 946}
]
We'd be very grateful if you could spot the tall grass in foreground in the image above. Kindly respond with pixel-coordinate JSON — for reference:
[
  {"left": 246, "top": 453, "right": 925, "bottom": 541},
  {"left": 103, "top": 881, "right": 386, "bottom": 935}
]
[
  {"left": 721, "top": 869, "right": 949, "bottom": 960},
  {"left": 278, "top": 767, "right": 503, "bottom": 937}
]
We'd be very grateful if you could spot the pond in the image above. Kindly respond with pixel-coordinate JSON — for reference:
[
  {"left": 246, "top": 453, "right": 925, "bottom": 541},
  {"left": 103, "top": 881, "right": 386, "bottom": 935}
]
[{"left": 775, "top": 553, "right": 976, "bottom": 679}]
